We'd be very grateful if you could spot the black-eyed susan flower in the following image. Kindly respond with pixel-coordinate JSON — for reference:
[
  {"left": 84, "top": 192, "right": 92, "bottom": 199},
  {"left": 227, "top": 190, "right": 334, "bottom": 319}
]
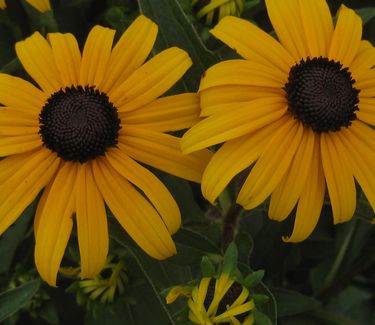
[
  {"left": 182, "top": 0, "right": 375, "bottom": 242},
  {"left": 192, "top": 0, "right": 244, "bottom": 26},
  {"left": 0, "top": 15, "right": 211, "bottom": 286},
  {"left": 0, "top": 0, "right": 5, "bottom": 9},
  {"left": 167, "top": 273, "right": 255, "bottom": 325},
  {"left": 25, "top": 0, "right": 51, "bottom": 12}
]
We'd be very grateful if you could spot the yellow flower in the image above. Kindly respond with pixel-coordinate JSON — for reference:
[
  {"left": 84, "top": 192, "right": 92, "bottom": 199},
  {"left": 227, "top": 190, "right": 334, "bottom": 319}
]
[
  {"left": 25, "top": 0, "right": 51, "bottom": 12},
  {"left": 182, "top": 0, "right": 375, "bottom": 241},
  {"left": 0, "top": 15, "right": 211, "bottom": 286},
  {"left": 0, "top": 0, "right": 5, "bottom": 9},
  {"left": 192, "top": 0, "right": 244, "bottom": 26},
  {"left": 181, "top": 273, "right": 254, "bottom": 325}
]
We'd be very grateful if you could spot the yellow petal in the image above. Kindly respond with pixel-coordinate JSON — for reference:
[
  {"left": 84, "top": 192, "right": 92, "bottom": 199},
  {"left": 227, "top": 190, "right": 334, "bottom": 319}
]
[
  {"left": 35, "top": 162, "right": 77, "bottom": 286},
  {"left": 320, "top": 132, "right": 356, "bottom": 224},
  {"left": 75, "top": 163, "right": 108, "bottom": 279},
  {"left": 199, "top": 60, "right": 286, "bottom": 92},
  {"left": 354, "top": 69, "right": 375, "bottom": 90},
  {"left": 181, "top": 97, "right": 287, "bottom": 154},
  {"left": 102, "top": 15, "right": 158, "bottom": 92},
  {"left": 269, "top": 128, "right": 315, "bottom": 221},
  {"left": 298, "top": 0, "right": 334, "bottom": 57},
  {"left": 123, "top": 93, "right": 201, "bottom": 132},
  {"left": 211, "top": 16, "right": 294, "bottom": 73},
  {"left": 0, "top": 74, "right": 46, "bottom": 112},
  {"left": 79, "top": 26, "right": 115, "bottom": 88},
  {"left": 0, "top": 107, "right": 38, "bottom": 126},
  {"left": 25, "top": 0, "right": 51, "bottom": 12},
  {"left": 0, "top": 126, "right": 39, "bottom": 136},
  {"left": 350, "top": 41, "right": 375, "bottom": 80},
  {"left": 265, "top": 0, "right": 309, "bottom": 60},
  {"left": 110, "top": 47, "right": 192, "bottom": 111},
  {"left": 283, "top": 136, "right": 325, "bottom": 242},
  {"left": 0, "top": 148, "right": 59, "bottom": 236},
  {"left": 15, "top": 32, "right": 62, "bottom": 94},
  {"left": 357, "top": 97, "right": 375, "bottom": 125},
  {"left": 92, "top": 158, "right": 176, "bottom": 260},
  {"left": 336, "top": 125, "right": 375, "bottom": 213},
  {"left": 0, "top": 134, "right": 42, "bottom": 156},
  {"left": 200, "top": 85, "right": 283, "bottom": 117},
  {"left": 48, "top": 32, "right": 81, "bottom": 86},
  {"left": 237, "top": 118, "right": 303, "bottom": 209},
  {"left": 202, "top": 115, "right": 289, "bottom": 204},
  {"left": 328, "top": 5, "right": 362, "bottom": 68},
  {"left": 34, "top": 178, "right": 54, "bottom": 237},
  {"left": 119, "top": 127, "right": 212, "bottom": 183},
  {"left": 105, "top": 148, "right": 181, "bottom": 234}
]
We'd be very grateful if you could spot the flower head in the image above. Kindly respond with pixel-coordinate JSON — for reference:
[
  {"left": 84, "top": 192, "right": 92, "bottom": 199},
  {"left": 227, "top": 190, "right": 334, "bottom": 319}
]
[
  {"left": 182, "top": 0, "right": 375, "bottom": 241},
  {"left": 0, "top": 15, "right": 211, "bottom": 286},
  {"left": 25, "top": 0, "right": 51, "bottom": 12},
  {"left": 167, "top": 273, "right": 255, "bottom": 325},
  {"left": 192, "top": 0, "right": 244, "bottom": 26},
  {"left": 0, "top": 0, "right": 6, "bottom": 10}
]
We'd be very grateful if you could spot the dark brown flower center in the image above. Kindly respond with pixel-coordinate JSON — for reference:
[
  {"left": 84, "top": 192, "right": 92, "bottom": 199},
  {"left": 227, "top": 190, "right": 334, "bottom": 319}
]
[
  {"left": 39, "top": 85, "right": 121, "bottom": 163},
  {"left": 285, "top": 57, "right": 359, "bottom": 132},
  {"left": 203, "top": 279, "right": 248, "bottom": 323}
]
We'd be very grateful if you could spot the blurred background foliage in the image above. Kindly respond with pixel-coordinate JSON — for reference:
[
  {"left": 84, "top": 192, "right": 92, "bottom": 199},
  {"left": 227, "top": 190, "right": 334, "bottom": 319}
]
[{"left": 0, "top": 0, "right": 374, "bottom": 324}]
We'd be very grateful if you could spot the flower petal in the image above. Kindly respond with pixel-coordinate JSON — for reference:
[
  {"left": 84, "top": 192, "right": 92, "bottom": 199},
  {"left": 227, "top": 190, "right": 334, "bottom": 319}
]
[
  {"left": 119, "top": 128, "right": 212, "bottom": 183},
  {"left": 15, "top": 32, "right": 62, "bottom": 93},
  {"left": 0, "top": 134, "right": 42, "bottom": 156},
  {"left": 265, "top": 0, "right": 309, "bottom": 60},
  {"left": 48, "top": 32, "right": 81, "bottom": 87},
  {"left": 337, "top": 124, "right": 375, "bottom": 212},
  {"left": 269, "top": 128, "right": 315, "bottom": 221},
  {"left": 284, "top": 138, "right": 325, "bottom": 242},
  {"left": 181, "top": 97, "right": 287, "bottom": 154},
  {"left": 202, "top": 116, "right": 289, "bottom": 204},
  {"left": 354, "top": 68, "right": 375, "bottom": 90},
  {"left": 25, "top": 0, "right": 51, "bottom": 12},
  {"left": 79, "top": 26, "right": 115, "bottom": 88},
  {"left": 75, "top": 163, "right": 108, "bottom": 279},
  {"left": 106, "top": 148, "right": 181, "bottom": 234},
  {"left": 110, "top": 47, "right": 192, "bottom": 111},
  {"left": 211, "top": 16, "right": 294, "bottom": 73},
  {"left": 321, "top": 132, "right": 356, "bottom": 224},
  {"left": 357, "top": 97, "right": 375, "bottom": 125},
  {"left": 0, "top": 74, "right": 47, "bottom": 112},
  {"left": 92, "top": 158, "right": 176, "bottom": 260},
  {"left": 199, "top": 85, "right": 283, "bottom": 117},
  {"left": 0, "top": 107, "right": 38, "bottom": 125},
  {"left": 102, "top": 15, "right": 158, "bottom": 92},
  {"left": 350, "top": 41, "right": 375, "bottom": 80},
  {"left": 123, "top": 93, "right": 200, "bottom": 132},
  {"left": 237, "top": 118, "right": 303, "bottom": 209},
  {"left": 298, "top": 0, "right": 334, "bottom": 57},
  {"left": 35, "top": 162, "right": 77, "bottom": 286},
  {"left": 328, "top": 5, "right": 362, "bottom": 68},
  {"left": 0, "top": 148, "right": 59, "bottom": 236},
  {"left": 199, "top": 60, "right": 286, "bottom": 92}
]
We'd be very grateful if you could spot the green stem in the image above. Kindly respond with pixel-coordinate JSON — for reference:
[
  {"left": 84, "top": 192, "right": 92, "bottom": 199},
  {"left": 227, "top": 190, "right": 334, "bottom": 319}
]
[
  {"left": 322, "top": 220, "right": 357, "bottom": 289},
  {"left": 222, "top": 204, "right": 244, "bottom": 249}
]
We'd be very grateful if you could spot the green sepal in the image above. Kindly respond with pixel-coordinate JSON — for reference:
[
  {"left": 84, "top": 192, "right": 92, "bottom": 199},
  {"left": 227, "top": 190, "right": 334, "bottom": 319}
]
[
  {"left": 251, "top": 294, "right": 269, "bottom": 305},
  {"left": 243, "top": 270, "right": 265, "bottom": 289},
  {"left": 253, "top": 310, "right": 273, "bottom": 325},
  {"left": 200, "top": 256, "right": 216, "bottom": 278},
  {"left": 222, "top": 242, "right": 238, "bottom": 275}
]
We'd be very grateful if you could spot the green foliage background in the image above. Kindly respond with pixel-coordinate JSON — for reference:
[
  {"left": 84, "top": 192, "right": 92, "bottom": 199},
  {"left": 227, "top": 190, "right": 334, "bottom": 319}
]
[{"left": 0, "top": 0, "right": 374, "bottom": 324}]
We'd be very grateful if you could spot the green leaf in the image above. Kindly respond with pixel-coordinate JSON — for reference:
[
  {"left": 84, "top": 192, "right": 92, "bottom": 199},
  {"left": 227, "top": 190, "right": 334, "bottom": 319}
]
[
  {"left": 272, "top": 288, "right": 320, "bottom": 317},
  {"left": 355, "top": 8, "right": 375, "bottom": 25},
  {"left": 200, "top": 256, "right": 216, "bottom": 278},
  {"left": 222, "top": 242, "right": 238, "bottom": 275},
  {"left": 0, "top": 200, "right": 36, "bottom": 274},
  {"left": 137, "top": 0, "right": 218, "bottom": 92},
  {"left": 0, "top": 280, "right": 40, "bottom": 322}
]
